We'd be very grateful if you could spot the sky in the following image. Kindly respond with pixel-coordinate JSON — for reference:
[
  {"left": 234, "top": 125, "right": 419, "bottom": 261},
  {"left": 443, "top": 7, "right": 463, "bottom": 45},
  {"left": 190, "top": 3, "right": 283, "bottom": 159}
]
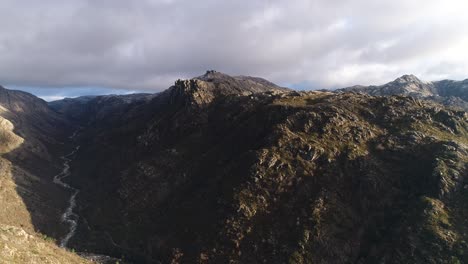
[{"left": 1, "top": 0, "right": 468, "bottom": 100}]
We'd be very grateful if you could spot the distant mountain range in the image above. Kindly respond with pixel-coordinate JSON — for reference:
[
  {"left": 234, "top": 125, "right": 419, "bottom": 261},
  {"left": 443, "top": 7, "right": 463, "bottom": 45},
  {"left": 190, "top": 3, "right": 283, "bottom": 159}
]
[
  {"left": 339, "top": 74, "right": 468, "bottom": 110},
  {"left": 0, "top": 72, "right": 467, "bottom": 263}
]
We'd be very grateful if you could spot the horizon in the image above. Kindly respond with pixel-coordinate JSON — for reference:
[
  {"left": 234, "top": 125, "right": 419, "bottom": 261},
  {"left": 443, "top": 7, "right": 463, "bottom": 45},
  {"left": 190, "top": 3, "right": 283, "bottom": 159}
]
[{"left": 3, "top": 72, "right": 467, "bottom": 102}]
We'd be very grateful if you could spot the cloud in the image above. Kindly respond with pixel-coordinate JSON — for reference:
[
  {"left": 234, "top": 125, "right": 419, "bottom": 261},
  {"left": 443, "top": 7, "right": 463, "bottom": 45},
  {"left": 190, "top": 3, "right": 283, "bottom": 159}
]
[{"left": 0, "top": 0, "right": 468, "bottom": 94}]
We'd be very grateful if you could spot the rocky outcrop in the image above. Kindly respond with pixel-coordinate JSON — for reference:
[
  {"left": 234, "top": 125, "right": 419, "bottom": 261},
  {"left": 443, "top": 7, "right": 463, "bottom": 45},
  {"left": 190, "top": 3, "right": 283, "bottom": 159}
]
[{"left": 164, "top": 71, "right": 289, "bottom": 108}]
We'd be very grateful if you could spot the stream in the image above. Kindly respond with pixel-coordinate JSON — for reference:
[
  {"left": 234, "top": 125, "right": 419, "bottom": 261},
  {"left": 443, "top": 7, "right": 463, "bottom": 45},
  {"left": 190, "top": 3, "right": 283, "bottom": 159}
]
[
  {"left": 53, "top": 144, "right": 81, "bottom": 248},
  {"left": 52, "top": 132, "right": 123, "bottom": 263}
]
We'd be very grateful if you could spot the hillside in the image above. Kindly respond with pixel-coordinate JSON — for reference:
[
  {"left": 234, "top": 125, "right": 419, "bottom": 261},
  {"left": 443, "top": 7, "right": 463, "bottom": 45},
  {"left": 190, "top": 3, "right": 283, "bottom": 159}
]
[{"left": 0, "top": 88, "right": 90, "bottom": 263}]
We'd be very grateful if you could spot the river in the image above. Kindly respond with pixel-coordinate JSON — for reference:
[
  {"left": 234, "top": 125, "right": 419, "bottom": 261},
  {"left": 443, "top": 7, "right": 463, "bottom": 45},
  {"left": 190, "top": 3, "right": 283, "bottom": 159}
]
[{"left": 53, "top": 144, "right": 81, "bottom": 248}]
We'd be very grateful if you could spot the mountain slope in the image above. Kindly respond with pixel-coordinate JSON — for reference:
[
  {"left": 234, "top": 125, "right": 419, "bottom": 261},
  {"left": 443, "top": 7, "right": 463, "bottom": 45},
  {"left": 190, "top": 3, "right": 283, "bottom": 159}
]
[
  {"left": 0, "top": 85, "right": 73, "bottom": 235},
  {"left": 339, "top": 75, "right": 468, "bottom": 110},
  {"left": 0, "top": 224, "right": 91, "bottom": 264},
  {"left": 0, "top": 86, "right": 90, "bottom": 263},
  {"left": 49, "top": 73, "right": 468, "bottom": 263}
]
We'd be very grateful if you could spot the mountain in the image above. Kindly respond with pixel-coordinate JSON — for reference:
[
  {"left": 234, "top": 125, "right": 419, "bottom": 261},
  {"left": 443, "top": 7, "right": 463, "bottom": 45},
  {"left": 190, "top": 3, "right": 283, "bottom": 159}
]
[
  {"left": 50, "top": 71, "right": 289, "bottom": 124},
  {"left": 339, "top": 74, "right": 468, "bottom": 110},
  {"left": 43, "top": 72, "right": 467, "bottom": 263},
  {"left": 0, "top": 85, "right": 72, "bottom": 236},
  {"left": 1, "top": 72, "right": 468, "bottom": 263},
  {"left": 49, "top": 93, "right": 155, "bottom": 123}
]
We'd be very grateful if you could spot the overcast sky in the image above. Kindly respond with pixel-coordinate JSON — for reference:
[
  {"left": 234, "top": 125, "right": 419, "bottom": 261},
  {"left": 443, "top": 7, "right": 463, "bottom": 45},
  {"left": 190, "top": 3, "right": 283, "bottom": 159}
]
[{"left": 1, "top": 0, "right": 468, "bottom": 100}]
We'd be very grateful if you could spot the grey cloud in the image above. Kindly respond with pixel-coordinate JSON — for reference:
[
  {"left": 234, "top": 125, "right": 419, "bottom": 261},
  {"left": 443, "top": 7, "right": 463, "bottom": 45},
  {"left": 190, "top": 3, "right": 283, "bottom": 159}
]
[{"left": 0, "top": 0, "right": 467, "bottom": 94}]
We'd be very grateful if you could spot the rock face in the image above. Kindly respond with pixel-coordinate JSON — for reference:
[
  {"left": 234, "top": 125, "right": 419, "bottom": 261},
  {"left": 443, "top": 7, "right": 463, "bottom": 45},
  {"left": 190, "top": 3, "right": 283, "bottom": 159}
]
[
  {"left": 339, "top": 74, "right": 468, "bottom": 110},
  {"left": 47, "top": 72, "right": 468, "bottom": 263}
]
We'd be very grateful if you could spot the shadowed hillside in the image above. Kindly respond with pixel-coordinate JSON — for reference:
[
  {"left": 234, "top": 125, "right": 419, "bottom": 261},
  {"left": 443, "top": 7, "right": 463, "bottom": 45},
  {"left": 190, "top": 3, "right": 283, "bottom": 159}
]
[{"left": 0, "top": 90, "right": 90, "bottom": 263}]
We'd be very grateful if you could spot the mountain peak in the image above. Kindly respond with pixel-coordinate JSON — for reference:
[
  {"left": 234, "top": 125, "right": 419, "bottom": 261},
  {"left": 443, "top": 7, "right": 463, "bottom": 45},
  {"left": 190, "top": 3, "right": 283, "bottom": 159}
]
[
  {"left": 394, "top": 74, "right": 422, "bottom": 84},
  {"left": 196, "top": 70, "right": 230, "bottom": 80},
  {"left": 167, "top": 71, "right": 289, "bottom": 108}
]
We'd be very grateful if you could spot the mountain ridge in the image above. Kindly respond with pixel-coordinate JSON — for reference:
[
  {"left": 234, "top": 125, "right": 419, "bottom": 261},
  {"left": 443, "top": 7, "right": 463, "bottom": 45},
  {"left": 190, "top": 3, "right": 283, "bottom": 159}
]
[{"left": 339, "top": 74, "right": 468, "bottom": 110}]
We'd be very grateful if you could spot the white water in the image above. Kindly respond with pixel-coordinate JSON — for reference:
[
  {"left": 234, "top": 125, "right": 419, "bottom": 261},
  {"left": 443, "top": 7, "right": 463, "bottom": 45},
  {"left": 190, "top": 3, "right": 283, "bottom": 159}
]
[{"left": 53, "top": 131, "right": 81, "bottom": 248}]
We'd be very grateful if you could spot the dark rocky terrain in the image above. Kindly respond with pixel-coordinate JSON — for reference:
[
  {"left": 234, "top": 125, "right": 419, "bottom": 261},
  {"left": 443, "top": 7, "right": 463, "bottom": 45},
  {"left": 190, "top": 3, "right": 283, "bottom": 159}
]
[
  {"left": 339, "top": 74, "right": 468, "bottom": 111},
  {"left": 1, "top": 72, "right": 468, "bottom": 263},
  {"left": 49, "top": 72, "right": 468, "bottom": 263}
]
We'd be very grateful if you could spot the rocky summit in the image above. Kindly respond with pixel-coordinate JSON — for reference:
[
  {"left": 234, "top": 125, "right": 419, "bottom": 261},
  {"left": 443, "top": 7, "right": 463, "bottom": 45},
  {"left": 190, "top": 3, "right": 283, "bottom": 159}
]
[{"left": 1, "top": 72, "right": 467, "bottom": 263}]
